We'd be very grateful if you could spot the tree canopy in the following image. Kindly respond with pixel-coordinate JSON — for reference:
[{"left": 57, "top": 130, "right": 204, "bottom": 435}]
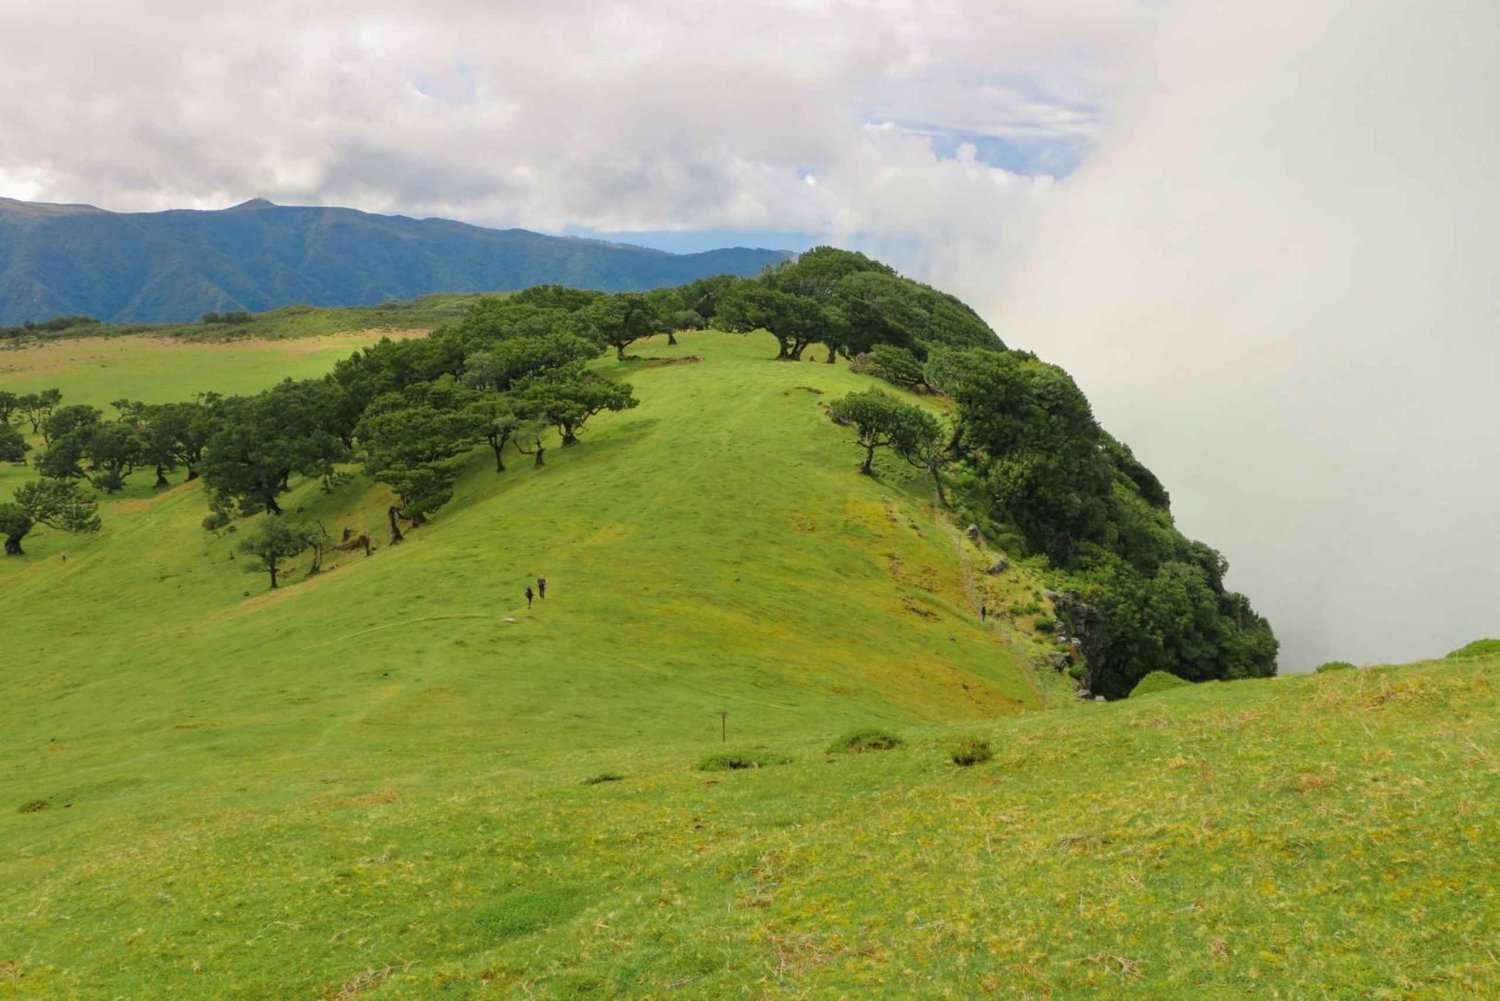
[
  {"left": 718, "top": 247, "right": 1003, "bottom": 362},
  {"left": 0, "top": 479, "right": 100, "bottom": 556},
  {"left": 200, "top": 380, "right": 345, "bottom": 515},
  {"left": 236, "top": 519, "right": 315, "bottom": 589},
  {"left": 828, "top": 390, "right": 940, "bottom": 475},
  {"left": 356, "top": 379, "right": 483, "bottom": 541},
  {"left": 906, "top": 344, "right": 1278, "bottom": 696},
  {"left": 0, "top": 422, "right": 29, "bottom": 463}
]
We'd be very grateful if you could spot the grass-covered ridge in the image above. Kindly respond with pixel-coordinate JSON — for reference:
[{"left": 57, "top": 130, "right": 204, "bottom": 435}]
[
  {"left": 0, "top": 324, "right": 1087, "bottom": 993},
  {"left": 2, "top": 271, "right": 1486, "bottom": 996},
  {"left": 0, "top": 327, "right": 1057, "bottom": 748}
]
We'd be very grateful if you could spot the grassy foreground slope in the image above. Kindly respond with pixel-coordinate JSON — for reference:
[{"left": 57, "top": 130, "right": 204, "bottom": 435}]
[
  {"left": 4, "top": 656, "right": 1495, "bottom": 997},
  {"left": 2, "top": 329, "right": 1494, "bottom": 997}
]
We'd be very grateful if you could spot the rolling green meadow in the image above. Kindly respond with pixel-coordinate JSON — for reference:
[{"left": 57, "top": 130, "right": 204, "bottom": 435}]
[{"left": 1, "top": 327, "right": 1496, "bottom": 997}]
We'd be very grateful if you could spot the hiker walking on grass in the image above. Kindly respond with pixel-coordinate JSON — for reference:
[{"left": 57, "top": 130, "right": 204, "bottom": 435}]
[
  {"left": 537, "top": 575, "right": 547, "bottom": 599},
  {"left": 980, "top": 604, "right": 987, "bottom": 622},
  {"left": 525, "top": 585, "right": 534, "bottom": 609}
]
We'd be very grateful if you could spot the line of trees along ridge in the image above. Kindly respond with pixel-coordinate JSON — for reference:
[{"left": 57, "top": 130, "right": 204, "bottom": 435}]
[
  {"left": 820, "top": 287, "right": 1277, "bottom": 698},
  {"left": 1, "top": 251, "right": 1276, "bottom": 697}
]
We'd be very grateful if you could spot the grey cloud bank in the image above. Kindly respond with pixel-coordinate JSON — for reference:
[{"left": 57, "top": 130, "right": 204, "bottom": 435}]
[{"left": 991, "top": 0, "right": 1500, "bottom": 669}]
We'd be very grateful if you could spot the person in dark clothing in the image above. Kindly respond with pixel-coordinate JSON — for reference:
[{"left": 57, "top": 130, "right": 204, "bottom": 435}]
[
  {"left": 537, "top": 575, "right": 547, "bottom": 599},
  {"left": 980, "top": 604, "right": 987, "bottom": 622},
  {"left": 525, "top": 585, "right": 534, "bottom": 609}
]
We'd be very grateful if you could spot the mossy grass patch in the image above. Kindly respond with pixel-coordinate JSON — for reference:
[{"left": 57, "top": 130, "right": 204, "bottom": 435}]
[
  {"left": 949, "top": 737, "right": 993, "bottom": 766},
  {"left": 696, "top": 750, "right": 793, "bottom": 772},
  {"left": 827, "top": 728, "right": 905, "bottom": 753}
]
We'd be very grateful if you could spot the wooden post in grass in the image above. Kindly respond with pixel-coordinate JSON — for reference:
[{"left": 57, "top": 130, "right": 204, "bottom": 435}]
[{"left": 719, "top": 711, "right": 727, "bottom": 743}]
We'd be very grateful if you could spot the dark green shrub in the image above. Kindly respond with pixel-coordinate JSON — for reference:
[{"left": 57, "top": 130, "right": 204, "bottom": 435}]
[
  {"left": 827, "top": 728, "right": 904, "bottom": 754},
  {"left": 581, "top": 773, "right": 625, "bottom": 785},
  {"left": 1315, "top": 661, "right": 1358, "bottom": 674},
  {"left": 1129, "top": 670, "right": 1191, "bottom": 697},
  {"left": 866, "top": 344, "right": 926, "bottom": 390},
  {"left": 697, "top": 751, "right": 792, "bottom": 772},
  {"left": 995, "top": 531, "right": 1026, "bottom": 556},
  {"left": 950, "top": 739, "right": 992, "bottom": 767}
]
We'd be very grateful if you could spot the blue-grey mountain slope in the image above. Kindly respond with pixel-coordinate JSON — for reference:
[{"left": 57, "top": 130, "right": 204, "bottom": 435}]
[{"left": 0, "top": 197, "right": 790, "bottom": 324}]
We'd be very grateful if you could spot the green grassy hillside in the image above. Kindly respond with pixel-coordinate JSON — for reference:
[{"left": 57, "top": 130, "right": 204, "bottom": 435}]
[
  {"left": 0, "top": 330, "right": 1057, "bottom": 759},
  {"left": 2, "top": 329, "right": 1494, "bottom": 997},
  {"left": 0, "top": 294, "right": 482, "bottom": 345}
]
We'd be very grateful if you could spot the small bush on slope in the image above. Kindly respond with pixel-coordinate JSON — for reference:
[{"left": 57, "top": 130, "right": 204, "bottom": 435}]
[
  {"left": 697, "top": 751, "right": 792, "bottom": 772},
  {"left": 1129, "top": 670, "right": 1192, "bottom": 696},
  {"left": 1315, "top": 661, "right": 1358, "bottom": 673},
  {"left": 1447, "top": 639, "right": 1500, "bottom": 659},
  {"left": 950, "top": 738, "right": 993, "bottom": 766},
  {"left": 827, "top": 729, "right": 905, "bottom": 754}
]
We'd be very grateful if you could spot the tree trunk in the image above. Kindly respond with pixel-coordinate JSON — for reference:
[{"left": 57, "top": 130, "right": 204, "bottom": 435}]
[
  {"left": 154, "top": 465, "right": 169, "bottom": 489},
  {"left": 185, "top": 468, "right": 199, "bottom": 482},
  {"left": 561, "top": 424, "right": 578, "bottom": 446},
  {"left": 534, "top": 446, "right": 545, "bottom": 468},
  {"left": 387, "top": 505, "right": 405, "bottom": 544},
  {"left": 268, "top": 563, "right": 279, "bottom": 589},
  {"left": 616, "top": 344, "right": 627, "bottom": 360},
  {"left": 410, "top": 511, "right": 427, "bottom": 528},
  {"left": 265, "top": 495, "right": 282, "bottom": 516},
  {"left": 930, "top": 463, "right": 950, "bottom": 508},
  {"left": 825, "top": 350, "right": 837, "bottom": 363},
  {"left": 666, "top": 330, "right": 678, "bottom": 346},
  {"left": 488, "top": 438, "right": 506, "bottom": 472},
  {"left": 946, "top": 421, "right": 965, "bottom": 459},
  {"left": 4, "top": 534, "right": 23, "bottom": 556},
  {"left": 859, "top": 445, "right": 875, "bottom": 475}
]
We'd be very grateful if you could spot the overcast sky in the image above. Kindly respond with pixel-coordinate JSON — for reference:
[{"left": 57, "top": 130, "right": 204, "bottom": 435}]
[{"left": 2, "top": 1, "right": 1494, "bottom": 669}]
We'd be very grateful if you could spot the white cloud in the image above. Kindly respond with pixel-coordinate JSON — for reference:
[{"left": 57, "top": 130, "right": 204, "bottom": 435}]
[
  {"left": 0, "top": 0, "right": 1144, "bottom": 252},
  {"left": 988, "top": 0, "right": 1500, "bottom": 669}
]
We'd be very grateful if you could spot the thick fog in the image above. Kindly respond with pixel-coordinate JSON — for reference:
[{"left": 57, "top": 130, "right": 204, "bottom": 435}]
[{"left": 983, "top": 1, "right": 1500, "bottom": 669}]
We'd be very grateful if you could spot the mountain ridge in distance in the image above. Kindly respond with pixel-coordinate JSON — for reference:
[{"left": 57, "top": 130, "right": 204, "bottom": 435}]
[{"left": 0, "top": 196, "right": 792, "bottom": 325}]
